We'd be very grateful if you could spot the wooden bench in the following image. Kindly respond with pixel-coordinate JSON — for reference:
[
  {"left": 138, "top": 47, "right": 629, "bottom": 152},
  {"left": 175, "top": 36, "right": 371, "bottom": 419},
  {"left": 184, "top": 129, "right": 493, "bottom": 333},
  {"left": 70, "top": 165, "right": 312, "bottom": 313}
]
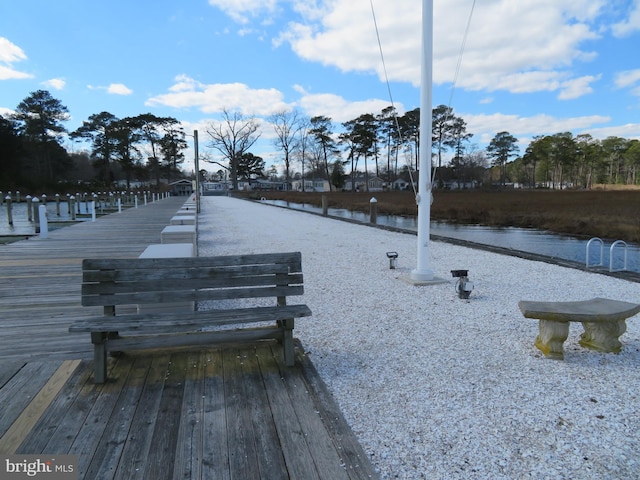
[
  {"left": 69, "top": 252, "right": 312, "bottom": 383},
  {"left": 518, "top": 297, "right": 640, "bottom": 360}
]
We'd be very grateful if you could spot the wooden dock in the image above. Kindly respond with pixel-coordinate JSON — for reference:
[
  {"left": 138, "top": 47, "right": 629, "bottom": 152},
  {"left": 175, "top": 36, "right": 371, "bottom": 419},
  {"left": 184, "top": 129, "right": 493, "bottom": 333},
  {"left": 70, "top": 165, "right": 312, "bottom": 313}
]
[{"left": 0, "top": 198, "right": 378, "bottom": 479}]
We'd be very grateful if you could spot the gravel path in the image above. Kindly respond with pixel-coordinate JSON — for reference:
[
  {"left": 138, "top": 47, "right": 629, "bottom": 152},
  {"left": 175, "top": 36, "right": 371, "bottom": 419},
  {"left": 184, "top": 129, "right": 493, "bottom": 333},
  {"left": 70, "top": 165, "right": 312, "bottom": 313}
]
[{"left": 198, "top": 195, "right": 640, "bottom": 480}]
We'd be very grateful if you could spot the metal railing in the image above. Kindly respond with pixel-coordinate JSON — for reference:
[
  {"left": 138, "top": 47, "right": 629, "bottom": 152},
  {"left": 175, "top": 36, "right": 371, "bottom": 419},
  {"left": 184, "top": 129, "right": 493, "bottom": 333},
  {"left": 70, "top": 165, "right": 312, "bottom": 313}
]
[{"left": 586, "top": 237, "right": 629, "bottom": 272}]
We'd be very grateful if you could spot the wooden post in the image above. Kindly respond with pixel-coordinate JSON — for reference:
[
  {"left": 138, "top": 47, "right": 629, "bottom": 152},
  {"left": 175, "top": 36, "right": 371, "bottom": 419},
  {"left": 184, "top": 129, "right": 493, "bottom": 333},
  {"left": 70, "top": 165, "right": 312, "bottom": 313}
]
[
  {"left": 70, "top": 196, "right": 76, "bottom": 220},
  {"left": 369, "top": 197, "right": 378, "bottom": 224},
  {"left": 5, "top": 196, "right": 12, "bottom": 225},
  {"left": 26, "top": 196, "right": 33, "bottom": 221},
  {"left": 55, "top": 194, "right": 61, "bottom": 216},
  {"left": 33, "top": 197, "right": 40, "bottom": 233},
  {"left": 39, "top": 204, "right": 48, "bottom": 238},
  {"left": 322, "top": 195, "right": 328, "bottom": 216}
]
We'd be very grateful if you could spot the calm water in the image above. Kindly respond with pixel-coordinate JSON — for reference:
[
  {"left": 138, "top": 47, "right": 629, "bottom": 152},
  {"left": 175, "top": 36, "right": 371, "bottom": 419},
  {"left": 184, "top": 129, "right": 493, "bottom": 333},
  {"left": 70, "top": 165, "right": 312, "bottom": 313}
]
[
  {"left": 0, "top": 201, "right": 97, "bottom": 235},
  {"left": 262, "top": 199, "right": 640, "bottom": 273}
]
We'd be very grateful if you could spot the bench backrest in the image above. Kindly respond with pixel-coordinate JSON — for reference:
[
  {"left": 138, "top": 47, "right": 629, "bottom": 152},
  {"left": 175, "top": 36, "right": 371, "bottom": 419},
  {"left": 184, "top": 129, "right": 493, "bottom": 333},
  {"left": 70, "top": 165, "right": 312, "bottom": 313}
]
[{"left": 81, "top": 251, "right": 304, "bottom": 308}]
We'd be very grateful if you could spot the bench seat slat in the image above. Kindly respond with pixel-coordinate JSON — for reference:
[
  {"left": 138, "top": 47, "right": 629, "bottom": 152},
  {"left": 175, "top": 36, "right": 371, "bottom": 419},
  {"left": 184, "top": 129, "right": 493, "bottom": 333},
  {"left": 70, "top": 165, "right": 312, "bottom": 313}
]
[
  {"left": 97, "top": 327, "right": 284, "bottom": 351},
  {"left": 69, "top": 304, "right": 312, "bottom": 333}
]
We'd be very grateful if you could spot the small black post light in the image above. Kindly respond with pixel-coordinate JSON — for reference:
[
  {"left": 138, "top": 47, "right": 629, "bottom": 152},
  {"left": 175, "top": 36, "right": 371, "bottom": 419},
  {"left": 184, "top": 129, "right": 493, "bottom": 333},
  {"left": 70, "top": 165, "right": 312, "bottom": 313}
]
[
  {"left": 386, "top": 251, "right": 399, "bottom": 269},
  {"left": 451, "top": 269, "right": 474, "bottom": 299}
]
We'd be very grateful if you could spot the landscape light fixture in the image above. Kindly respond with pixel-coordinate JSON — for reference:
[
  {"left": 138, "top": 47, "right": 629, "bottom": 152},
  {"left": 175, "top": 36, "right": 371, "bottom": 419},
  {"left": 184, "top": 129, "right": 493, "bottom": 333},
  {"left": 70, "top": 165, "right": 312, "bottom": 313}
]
[
  {"left": 451, "top": 270, "right": 474, "bottom": 299},
  {"left": 386, "top": 251, "right": 399, "bottom": 269}
]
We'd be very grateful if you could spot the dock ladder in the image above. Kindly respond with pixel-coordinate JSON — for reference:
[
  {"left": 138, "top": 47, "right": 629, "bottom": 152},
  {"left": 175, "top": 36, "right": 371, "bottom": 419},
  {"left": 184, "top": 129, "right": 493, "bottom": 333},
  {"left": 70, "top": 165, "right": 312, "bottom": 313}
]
[{"left": 586, "top": 237, "right": 629, "bottom": 272}]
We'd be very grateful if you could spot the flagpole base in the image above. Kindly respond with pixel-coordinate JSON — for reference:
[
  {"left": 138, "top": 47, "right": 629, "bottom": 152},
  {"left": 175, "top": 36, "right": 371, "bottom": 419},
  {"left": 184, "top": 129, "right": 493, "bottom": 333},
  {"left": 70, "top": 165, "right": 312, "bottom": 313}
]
[{"left": 403, "top": 270, "right": 448, "bottom": 286}]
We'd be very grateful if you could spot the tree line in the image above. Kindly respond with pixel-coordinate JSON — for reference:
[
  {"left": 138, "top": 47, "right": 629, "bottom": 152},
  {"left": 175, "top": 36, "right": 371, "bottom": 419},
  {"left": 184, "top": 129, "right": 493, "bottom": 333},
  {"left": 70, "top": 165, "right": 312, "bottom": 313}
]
[{"left": 2, "top": 89, "right": 638, "bottom": 192}]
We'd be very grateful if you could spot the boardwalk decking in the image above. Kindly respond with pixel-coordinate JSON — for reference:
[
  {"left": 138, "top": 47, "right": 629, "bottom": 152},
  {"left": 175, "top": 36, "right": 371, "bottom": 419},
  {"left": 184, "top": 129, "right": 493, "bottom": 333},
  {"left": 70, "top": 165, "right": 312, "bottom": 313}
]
[{"left": 0, "top": 198, "right": 378, "bottom": 479}]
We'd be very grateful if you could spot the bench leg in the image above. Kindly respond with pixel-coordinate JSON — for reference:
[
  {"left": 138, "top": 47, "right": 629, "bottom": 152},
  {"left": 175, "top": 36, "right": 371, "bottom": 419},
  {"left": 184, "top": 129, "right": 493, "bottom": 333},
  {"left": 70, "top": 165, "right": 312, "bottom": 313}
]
[
  {"left": 535, "top": 320, "right": 569, "bottom": 360},
  {"left": 281, "top": 318, "right": 295, "bottom": 366},
  {"left": 91, "top": 332, "right": 108, "bottom": 383},
  {"left": 579, "top": 319, "right": 627, "bottom": 353}
]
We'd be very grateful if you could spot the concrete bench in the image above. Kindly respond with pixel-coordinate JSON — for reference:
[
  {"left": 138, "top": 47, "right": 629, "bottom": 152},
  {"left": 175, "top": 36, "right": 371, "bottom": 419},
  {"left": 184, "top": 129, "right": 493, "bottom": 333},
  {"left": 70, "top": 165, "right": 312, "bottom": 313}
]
[
  {"left": 170, "top": 215, "right": 196, "bottom": 225},
  {"left": 518, "top": 297, "right": 640, "bottom": 360},
  {"left": 161, "top": 225, "right": 197, "bottom": 255},
  {"left": 69, "top": 252, "right": 312, "bottom": 383},
  {"left": 139, "top": 243, "right": 194, "bottom": 259}
]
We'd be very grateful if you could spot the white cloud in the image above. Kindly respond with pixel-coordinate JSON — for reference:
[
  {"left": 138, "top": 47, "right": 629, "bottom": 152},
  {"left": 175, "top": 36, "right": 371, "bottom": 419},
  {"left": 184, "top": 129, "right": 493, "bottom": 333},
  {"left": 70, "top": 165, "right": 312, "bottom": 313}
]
[
  {"left": 558, "top": 75, "right": 600, "bottom": 100},
  {"left": 611, "top": 0, "right": 640, "bottom": 37},
  {"left": 464, "top": 112, "right": 612, "bottom": 144},
  {"left": 146, "top": 75, "right": 290, "bottom": 116},
  {"left": 0, "top": 37, "right": 27, "bottom": 63},
  {"left": 272, "top": 0, "right": 605, "bottom": 99},
  {"left": 294, "top": 85, "right": 401, "bottom": 123},
  {"left": 207, "top": 0, "right": 278, "bottom": 24},
  {"left": 0, "top": 37, "right": 32, "bottom": 80},
  {"left": 42, "top": 78, "right": 66, "bottom": 90},
  {"left": 615, "top": 69, "right": 640, "bottom": 88},
  {"left": 107, "top": 83, "right": 133, "bottom": 95},
  {"left": 589, "top": 123, "right": 640, "bottom": 140}
]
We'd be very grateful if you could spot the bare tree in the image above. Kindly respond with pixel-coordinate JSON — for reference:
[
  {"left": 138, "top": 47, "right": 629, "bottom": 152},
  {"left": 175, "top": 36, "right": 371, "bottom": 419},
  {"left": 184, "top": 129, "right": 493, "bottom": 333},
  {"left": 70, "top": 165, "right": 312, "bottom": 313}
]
[
  {"left": 270, "top": 109, "right": 302, "bottom": 190},
  {"left": 205, "top": 109, "right": 261, "bottom": 190}
]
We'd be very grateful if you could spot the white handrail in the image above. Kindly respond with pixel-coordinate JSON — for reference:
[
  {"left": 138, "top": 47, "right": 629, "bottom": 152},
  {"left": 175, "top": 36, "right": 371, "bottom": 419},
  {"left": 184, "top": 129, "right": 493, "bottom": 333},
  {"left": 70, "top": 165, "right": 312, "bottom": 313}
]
[
  {"left": 609, "top": 240, "right": 628, "bottom": 272},
  {"left": 586, "top": 237, "right": 604, "bottom": 268}
]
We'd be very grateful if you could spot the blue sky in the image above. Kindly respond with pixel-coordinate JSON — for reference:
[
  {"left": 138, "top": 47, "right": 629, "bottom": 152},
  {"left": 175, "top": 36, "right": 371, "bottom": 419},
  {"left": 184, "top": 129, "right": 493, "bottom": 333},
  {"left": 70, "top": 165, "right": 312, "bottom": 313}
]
[{"left": 1, "top": 0, "right": 640, "bottom": 175}]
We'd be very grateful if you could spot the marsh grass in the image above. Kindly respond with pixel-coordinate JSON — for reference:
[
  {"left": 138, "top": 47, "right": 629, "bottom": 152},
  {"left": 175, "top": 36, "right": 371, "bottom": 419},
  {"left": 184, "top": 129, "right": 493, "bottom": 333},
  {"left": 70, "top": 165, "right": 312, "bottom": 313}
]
[{"left": 242, "top": 189, "right": 640, "bottom": 243}]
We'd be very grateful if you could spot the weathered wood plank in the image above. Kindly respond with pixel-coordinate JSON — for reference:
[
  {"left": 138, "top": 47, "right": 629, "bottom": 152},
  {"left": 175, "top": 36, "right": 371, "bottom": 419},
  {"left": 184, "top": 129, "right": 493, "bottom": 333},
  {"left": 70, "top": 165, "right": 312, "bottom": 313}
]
[
  {"left": 40, "top": 363, "right": 115, "bottom": 454},
  {"left": 92, "top": 328, "right": 284, "bottom": 353},
  {"left": 16, "top": 361, "right": 93, "bottom": 454},
  {"left": 200, "top": 349, "right": 230, "bottom": 480},
  {"left": 0, "top": 361, "right": 62, "bottom": 441},
  {"left": 69, "top": 305, "right": 312, "bottom": 333},
  {"left": 0, "top": 360, "right": 27, "bottom": 388},
  {"left": 0, "top": 360, "right": 80, "bottom": 454},
  {"left": 114, "top": 353, "right": 170, "bottom": 479},
  {"left": 225, "top": 346, "right": 261, "bottom": 480},
  {"left": 83, "top": 355, "right": 153, "bottom": 479},
  {"left": 82, "top": 274, "right": 303, "bottom": 296},
  {"left": 145, "top": 352, "right": 187, "bottom": 479},
  {"left": 70, "top": 357, "right": 136, "bottom": 478},
  {"left": 83, "top": 252, "right": 302, "bottom": 271},
  {"left": 81, "top": 285, "right": 305, "bottom": 306},
  {"left": 173, "top": 351, "right": 205, "bottom": 480},
  {"left": 269, "top": 346, "right": 351, "bottom": 480},
  {"left": 240, "top": 347, "right": 289, "bottom": 480},
  {"left": 258, "top": 349, "right": 321, "bottom": 480}
]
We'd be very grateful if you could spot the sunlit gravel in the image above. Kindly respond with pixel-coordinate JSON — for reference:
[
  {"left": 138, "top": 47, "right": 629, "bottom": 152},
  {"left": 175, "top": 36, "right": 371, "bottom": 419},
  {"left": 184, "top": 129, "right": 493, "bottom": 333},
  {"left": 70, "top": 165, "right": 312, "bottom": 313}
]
[{"left": 198, "top": 195, "right": 640, "bottom": 480}]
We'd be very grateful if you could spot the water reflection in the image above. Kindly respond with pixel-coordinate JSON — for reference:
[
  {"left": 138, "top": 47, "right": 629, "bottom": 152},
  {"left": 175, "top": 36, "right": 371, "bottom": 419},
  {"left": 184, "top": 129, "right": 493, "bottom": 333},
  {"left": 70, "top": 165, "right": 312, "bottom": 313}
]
[
  {"left": 262, "top": 199, "right": 640, "bottom": 273},
  {"left": 0, "top": 201, "right": 94, "bottom": 235}
]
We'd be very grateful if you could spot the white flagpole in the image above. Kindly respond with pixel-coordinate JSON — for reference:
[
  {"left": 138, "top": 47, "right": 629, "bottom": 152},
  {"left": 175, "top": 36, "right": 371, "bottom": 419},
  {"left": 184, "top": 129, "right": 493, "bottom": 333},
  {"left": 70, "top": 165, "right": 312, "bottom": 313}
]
[{"left": 410, "top": 0, "right": 435, "bottom": 282}]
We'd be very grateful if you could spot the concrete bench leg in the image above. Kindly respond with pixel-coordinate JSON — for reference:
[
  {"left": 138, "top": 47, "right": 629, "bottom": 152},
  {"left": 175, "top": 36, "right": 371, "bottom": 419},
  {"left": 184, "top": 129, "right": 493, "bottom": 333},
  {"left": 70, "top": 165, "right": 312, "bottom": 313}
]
[
  {"left": 535, "top": 320, "right": 569, "bottom": 360},
  {"left": 579, "top": 320, "right": 627, "bottom": 353}
]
